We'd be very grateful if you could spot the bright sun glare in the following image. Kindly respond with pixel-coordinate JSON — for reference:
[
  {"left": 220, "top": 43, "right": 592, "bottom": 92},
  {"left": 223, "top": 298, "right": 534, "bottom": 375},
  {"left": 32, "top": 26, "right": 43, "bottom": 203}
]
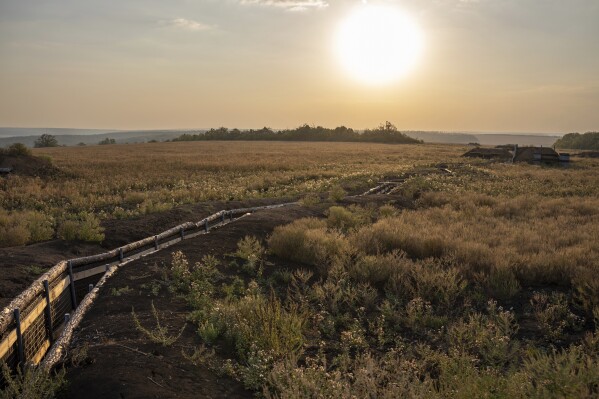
[{"left": 335, "top": 4, "right": 424, "bottom": 85}]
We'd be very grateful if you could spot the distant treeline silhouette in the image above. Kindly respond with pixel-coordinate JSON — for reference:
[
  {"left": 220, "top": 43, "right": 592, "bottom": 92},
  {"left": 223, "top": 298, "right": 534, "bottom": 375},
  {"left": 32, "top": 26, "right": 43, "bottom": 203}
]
[
  {"left": 172, "top": 122, "right": 422, "bottom": 144},
  {"left": 554, "top": 132, "right": 599, "bottom": 150}
]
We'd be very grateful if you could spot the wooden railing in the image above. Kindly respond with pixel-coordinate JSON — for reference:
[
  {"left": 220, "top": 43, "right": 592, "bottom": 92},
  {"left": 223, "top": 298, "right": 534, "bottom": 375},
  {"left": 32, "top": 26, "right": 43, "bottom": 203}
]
[{"left": 0, "top": 202, "right": 294, "bottom": 377}]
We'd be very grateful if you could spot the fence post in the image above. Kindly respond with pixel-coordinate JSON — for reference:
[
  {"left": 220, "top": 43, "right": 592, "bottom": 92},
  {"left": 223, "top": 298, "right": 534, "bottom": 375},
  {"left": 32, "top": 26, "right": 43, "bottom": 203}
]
[
  {"left": 205, "top": 220, "right": 209, "bottom": 233},
  {"left": 119, "top": 248, "right": 124, "bottom": 262},
  {"left": 221, "top": 212, "right": 225, "bottom": 223},
  {"left": 180, "top": 227, "right": 185, "bottom": 239},
  {"left": 14, "top": 309, "right": 25, "bottom": 367},
  {"left": 42, "top": 280, "right": 54, "bottom": 345},
  {"left": 68, "top": 261, "right": 78, "bottom": 309},
  {"left": 230, "top": 211, "right": 233, "bottom": 221},
  {"left": 154, "top": 236, "right": 159, "bottom": 250}
]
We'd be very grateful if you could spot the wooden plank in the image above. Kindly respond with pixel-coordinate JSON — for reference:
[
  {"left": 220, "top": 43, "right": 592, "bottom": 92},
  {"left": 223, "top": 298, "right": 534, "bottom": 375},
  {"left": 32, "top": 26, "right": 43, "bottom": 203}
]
[
  {"left": 73, "top": 265, "right": 108, "bottom": 282},
  {"left": 49, "top": 276, "right": 70, "bottom": 302},
  {"left": 0, "top": 329, "right": 17, "bottom": 360},
  {"left": 0, "top": 275, "right": 70, "bottom": 359},
  {"left": 31, "top": 339, "right": 51, "bottom": 365},
  {"left": 0, "top": 261, "right": 68, "bottom": 335}
]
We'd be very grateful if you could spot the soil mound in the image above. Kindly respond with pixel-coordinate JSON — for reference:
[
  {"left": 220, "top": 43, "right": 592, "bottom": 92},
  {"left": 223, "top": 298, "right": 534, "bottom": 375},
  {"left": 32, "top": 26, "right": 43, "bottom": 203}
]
[{"left": 0, "top": 154, "right": 63, "bottom": 178}]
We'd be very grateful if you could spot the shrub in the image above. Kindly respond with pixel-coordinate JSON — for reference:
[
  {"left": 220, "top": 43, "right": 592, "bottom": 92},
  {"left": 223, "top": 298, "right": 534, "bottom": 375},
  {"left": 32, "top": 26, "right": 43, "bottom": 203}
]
[
  {"left": 348, "top": 252, "right": 407, "bottom": 286},
  {"left": 215, "top": 285, "right": 307, "bottom": 362},
  {"left": 386, "top": 258, "right": 467, "bottom": 311},
  {"left": 268, "top": 218, "right": 351, "bottom": 272},
  {"left": 299, "top": 193, "right": 320, "bottom": 207},
  {"left": 57, "top": 212, "right": 104, "bottom": 242},
  {"left": 328, "top": 185, "right": 347, "bottom": 202},
  {"left": 132, "top": 301, "right": 185, "bottom": 346},
  {"left": 377, "top": 204, "right": 397, "bottom": 219},
  {"left": 234, "top": 235, "right": 266, "bottom": 276},
  {"left": 24, "top": 211, "right": 54, "bottom": 242},
  {"left": 516, "top": 345, "right": 599, "bottom": 398},
  {"left": 326, "top": 205, "right": 371, "bottom": 232},
  {"left": 448, "top": 301, "right": 520, "bottom": 368},
  {"left": 0, "top": 363, "right": 65, "bottom": 399},
  {"left": 6, "top": 143, "right": 32, "bottom": 156},
  {"left": 530, "top": 291, "right": 583, "bottom": 342},
  {"left": 487, "top": 266, "right": 521, "bottom": 302}
]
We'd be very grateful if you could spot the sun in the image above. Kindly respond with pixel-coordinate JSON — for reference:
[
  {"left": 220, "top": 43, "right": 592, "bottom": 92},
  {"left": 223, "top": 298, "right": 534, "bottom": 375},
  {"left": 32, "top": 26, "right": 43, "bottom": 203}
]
[{"left": 334, "top": 4, "right": 424, "bottom": 85}]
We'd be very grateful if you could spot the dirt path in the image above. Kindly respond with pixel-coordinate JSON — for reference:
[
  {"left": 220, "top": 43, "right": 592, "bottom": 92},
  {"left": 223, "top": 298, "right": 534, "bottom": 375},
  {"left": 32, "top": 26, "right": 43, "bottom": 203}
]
[
  {"left": 59, "top": 203, "right": 322, "bottom": 398},
  {"left": 0, "top": 197, "right": 295, "bottom": 308}
]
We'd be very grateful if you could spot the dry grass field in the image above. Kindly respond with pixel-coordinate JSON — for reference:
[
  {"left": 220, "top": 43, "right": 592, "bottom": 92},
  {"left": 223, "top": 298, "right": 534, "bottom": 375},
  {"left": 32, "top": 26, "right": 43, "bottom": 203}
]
[
  {"left": 162, "top": 176, "right": 599, "bottom": 397},
  {"left": 1, "top": 141, "right": 462, "bottom": 247},
  {"left": 1, "top": 141, "right": 599, "bottom": 398}
]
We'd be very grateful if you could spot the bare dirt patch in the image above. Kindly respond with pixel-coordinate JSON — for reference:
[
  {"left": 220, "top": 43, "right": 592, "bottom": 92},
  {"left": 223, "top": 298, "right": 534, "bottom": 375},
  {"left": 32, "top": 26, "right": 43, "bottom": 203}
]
[{"left": 58, "top": 203, "right": 325, "bottom": 398}]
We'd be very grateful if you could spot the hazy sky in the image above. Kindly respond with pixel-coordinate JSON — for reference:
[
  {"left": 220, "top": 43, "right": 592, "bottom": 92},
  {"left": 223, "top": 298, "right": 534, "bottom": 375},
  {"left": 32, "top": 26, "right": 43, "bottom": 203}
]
[{"left": 1, "top": 0, "right": 598, "bottom": 132}]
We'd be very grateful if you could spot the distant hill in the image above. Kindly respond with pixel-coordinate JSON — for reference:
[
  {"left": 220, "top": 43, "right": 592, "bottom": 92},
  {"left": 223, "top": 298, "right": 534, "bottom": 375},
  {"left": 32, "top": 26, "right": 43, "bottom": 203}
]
[
  {"left": 0, "top": 128, "right": 122, "bottom": 138},
  {"left": 474, "top": 133, "right": 562, "bottom": 147},
  {"left": 403, "top": 131, "right": 479, "bottom": 144},
  {"left": 0, "top": 129, "right": 198, "bottom": 147},
  {"left": 0, "top": 127, "right": 563, "bottom": 148}
]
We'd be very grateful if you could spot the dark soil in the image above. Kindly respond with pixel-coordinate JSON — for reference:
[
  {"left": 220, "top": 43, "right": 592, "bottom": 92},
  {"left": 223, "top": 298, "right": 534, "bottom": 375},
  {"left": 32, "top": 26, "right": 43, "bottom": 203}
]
[
  {"left": 0, "top": 193, "right": 395, "bottom": 308},
  {"left": 0, "top": 197, "right": 296, "bottom": 308},
  {"left": 59, "top": 203, "right": 324, "bottom": 399},
  {"left": 0, "top": 191, "right": 404, "bottom": 397}
]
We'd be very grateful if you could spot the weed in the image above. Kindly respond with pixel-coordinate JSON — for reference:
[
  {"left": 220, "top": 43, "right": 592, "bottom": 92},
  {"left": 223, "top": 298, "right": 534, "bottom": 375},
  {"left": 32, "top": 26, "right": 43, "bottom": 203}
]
[
  {"left": 233, "top": 235, "right": 266, "bottom": 276},
  {"left": 132, "top": 301, "right": 186, "bottom": 346},
  {"left": 530, "top": 291, "right": 583, "bottom": 342},
  {"left": 0, "top": 363, "right": 66, "bottom": 399},
  {"left": 110, "top": 286, "right": 133, "bottom": 297}
]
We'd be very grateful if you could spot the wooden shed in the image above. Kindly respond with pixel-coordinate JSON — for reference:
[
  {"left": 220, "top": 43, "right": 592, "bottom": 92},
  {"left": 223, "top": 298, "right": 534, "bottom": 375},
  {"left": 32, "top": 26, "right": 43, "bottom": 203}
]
[{"left": 512, "top": 146, "right": 562, "bottom": 163}]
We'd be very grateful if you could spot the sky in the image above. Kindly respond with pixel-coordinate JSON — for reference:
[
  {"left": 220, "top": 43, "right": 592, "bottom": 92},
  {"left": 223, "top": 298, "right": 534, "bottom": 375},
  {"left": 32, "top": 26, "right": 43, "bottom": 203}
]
[{"left": 0, "top": 0, "right": 598, "bottom": 133}]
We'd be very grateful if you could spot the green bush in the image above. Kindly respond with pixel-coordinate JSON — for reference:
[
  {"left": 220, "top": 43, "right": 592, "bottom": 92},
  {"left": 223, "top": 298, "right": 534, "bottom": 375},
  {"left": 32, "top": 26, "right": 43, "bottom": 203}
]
[
  {"left": 326, "top": 205, "right": 370, "bottom": 232},
  {"left": 233, "top": 235, "right": 266, "bottom": 276},
  {"left": 6, "top": 143, "right": 32, "bottom": 156},
  {"left": 0, "top": 363, "right": 65, "bottom": 399},
  {"left": 268, "top": 218, "right": 351, "bottom": 272},
  {"left": 488, "top": 266, "right": 521, "bottom": 301},
  {"left": 328, "top": 185, "right": 347, "bottom": 202},
  {"left": 215, "top": 284, "right": 307, "bottom": 362},
  {"left": 448, "top": 301, "right": 520, "bottom": 368},
  {"left": 57, "top": 212, "right": 104, "bottom": 242},
  {"left": 0, "top": 210, "right": 54, "bottom": 247}
]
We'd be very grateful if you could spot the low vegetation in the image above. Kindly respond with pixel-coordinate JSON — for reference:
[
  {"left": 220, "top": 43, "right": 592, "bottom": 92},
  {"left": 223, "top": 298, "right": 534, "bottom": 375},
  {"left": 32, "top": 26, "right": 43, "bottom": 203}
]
[
  {"left": 0, "top": 363, "right": 65, "bottom": 399},
  {"left": 1, "top": 141, "right": 457, "bottom": 248},
  {"left": 157, "top": 152, "right": 599, "bottom": 397}
]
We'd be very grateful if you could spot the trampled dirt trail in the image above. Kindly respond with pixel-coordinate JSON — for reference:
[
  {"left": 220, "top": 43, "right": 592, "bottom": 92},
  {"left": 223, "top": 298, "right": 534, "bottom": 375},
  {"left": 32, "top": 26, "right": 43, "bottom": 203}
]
[
  {"left": 0, "top": 197, "right": 295, "bottom": 308},
  {"left": 59, "top": 203, "right": 321, "bottom": 398},
  {"left": 1, "top": 192, "right": 400, "bottom": 397}
]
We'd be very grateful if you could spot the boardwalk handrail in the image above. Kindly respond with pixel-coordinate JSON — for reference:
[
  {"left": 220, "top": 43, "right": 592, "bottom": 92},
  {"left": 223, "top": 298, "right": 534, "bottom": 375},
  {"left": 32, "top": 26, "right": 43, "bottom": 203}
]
[{"left": 0, "top": 201, "right": 296, "bottom": 377}]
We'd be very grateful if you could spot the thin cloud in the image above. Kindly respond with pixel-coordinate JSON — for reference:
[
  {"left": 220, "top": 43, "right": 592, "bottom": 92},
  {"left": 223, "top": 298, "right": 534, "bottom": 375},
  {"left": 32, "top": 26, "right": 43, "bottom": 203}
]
[
  {"left": 240, "top": 0, "right": 329, "bottom": 12},
  {"left": 160, "top": 18, "right": 215, "bottom": 31}
]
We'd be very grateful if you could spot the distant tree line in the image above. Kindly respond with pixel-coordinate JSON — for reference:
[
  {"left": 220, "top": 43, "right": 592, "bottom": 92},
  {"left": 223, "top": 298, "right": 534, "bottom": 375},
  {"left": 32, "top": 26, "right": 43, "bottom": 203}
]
[
  {"left": 554, "top": 132, "right": 599, "bottom": 150},
  {"left": 172, "top": 122, "right": 422, "bottom": 144}
]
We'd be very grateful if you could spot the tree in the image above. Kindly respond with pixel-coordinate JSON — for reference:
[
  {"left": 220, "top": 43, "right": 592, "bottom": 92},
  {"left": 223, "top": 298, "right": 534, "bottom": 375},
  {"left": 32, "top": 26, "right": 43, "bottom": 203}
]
[
  {"left": 98, "top": 138, "right": 116, "bottom": 145},
  {"left": 34, "top": 134, "right": 59, "bottom": 148}
]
